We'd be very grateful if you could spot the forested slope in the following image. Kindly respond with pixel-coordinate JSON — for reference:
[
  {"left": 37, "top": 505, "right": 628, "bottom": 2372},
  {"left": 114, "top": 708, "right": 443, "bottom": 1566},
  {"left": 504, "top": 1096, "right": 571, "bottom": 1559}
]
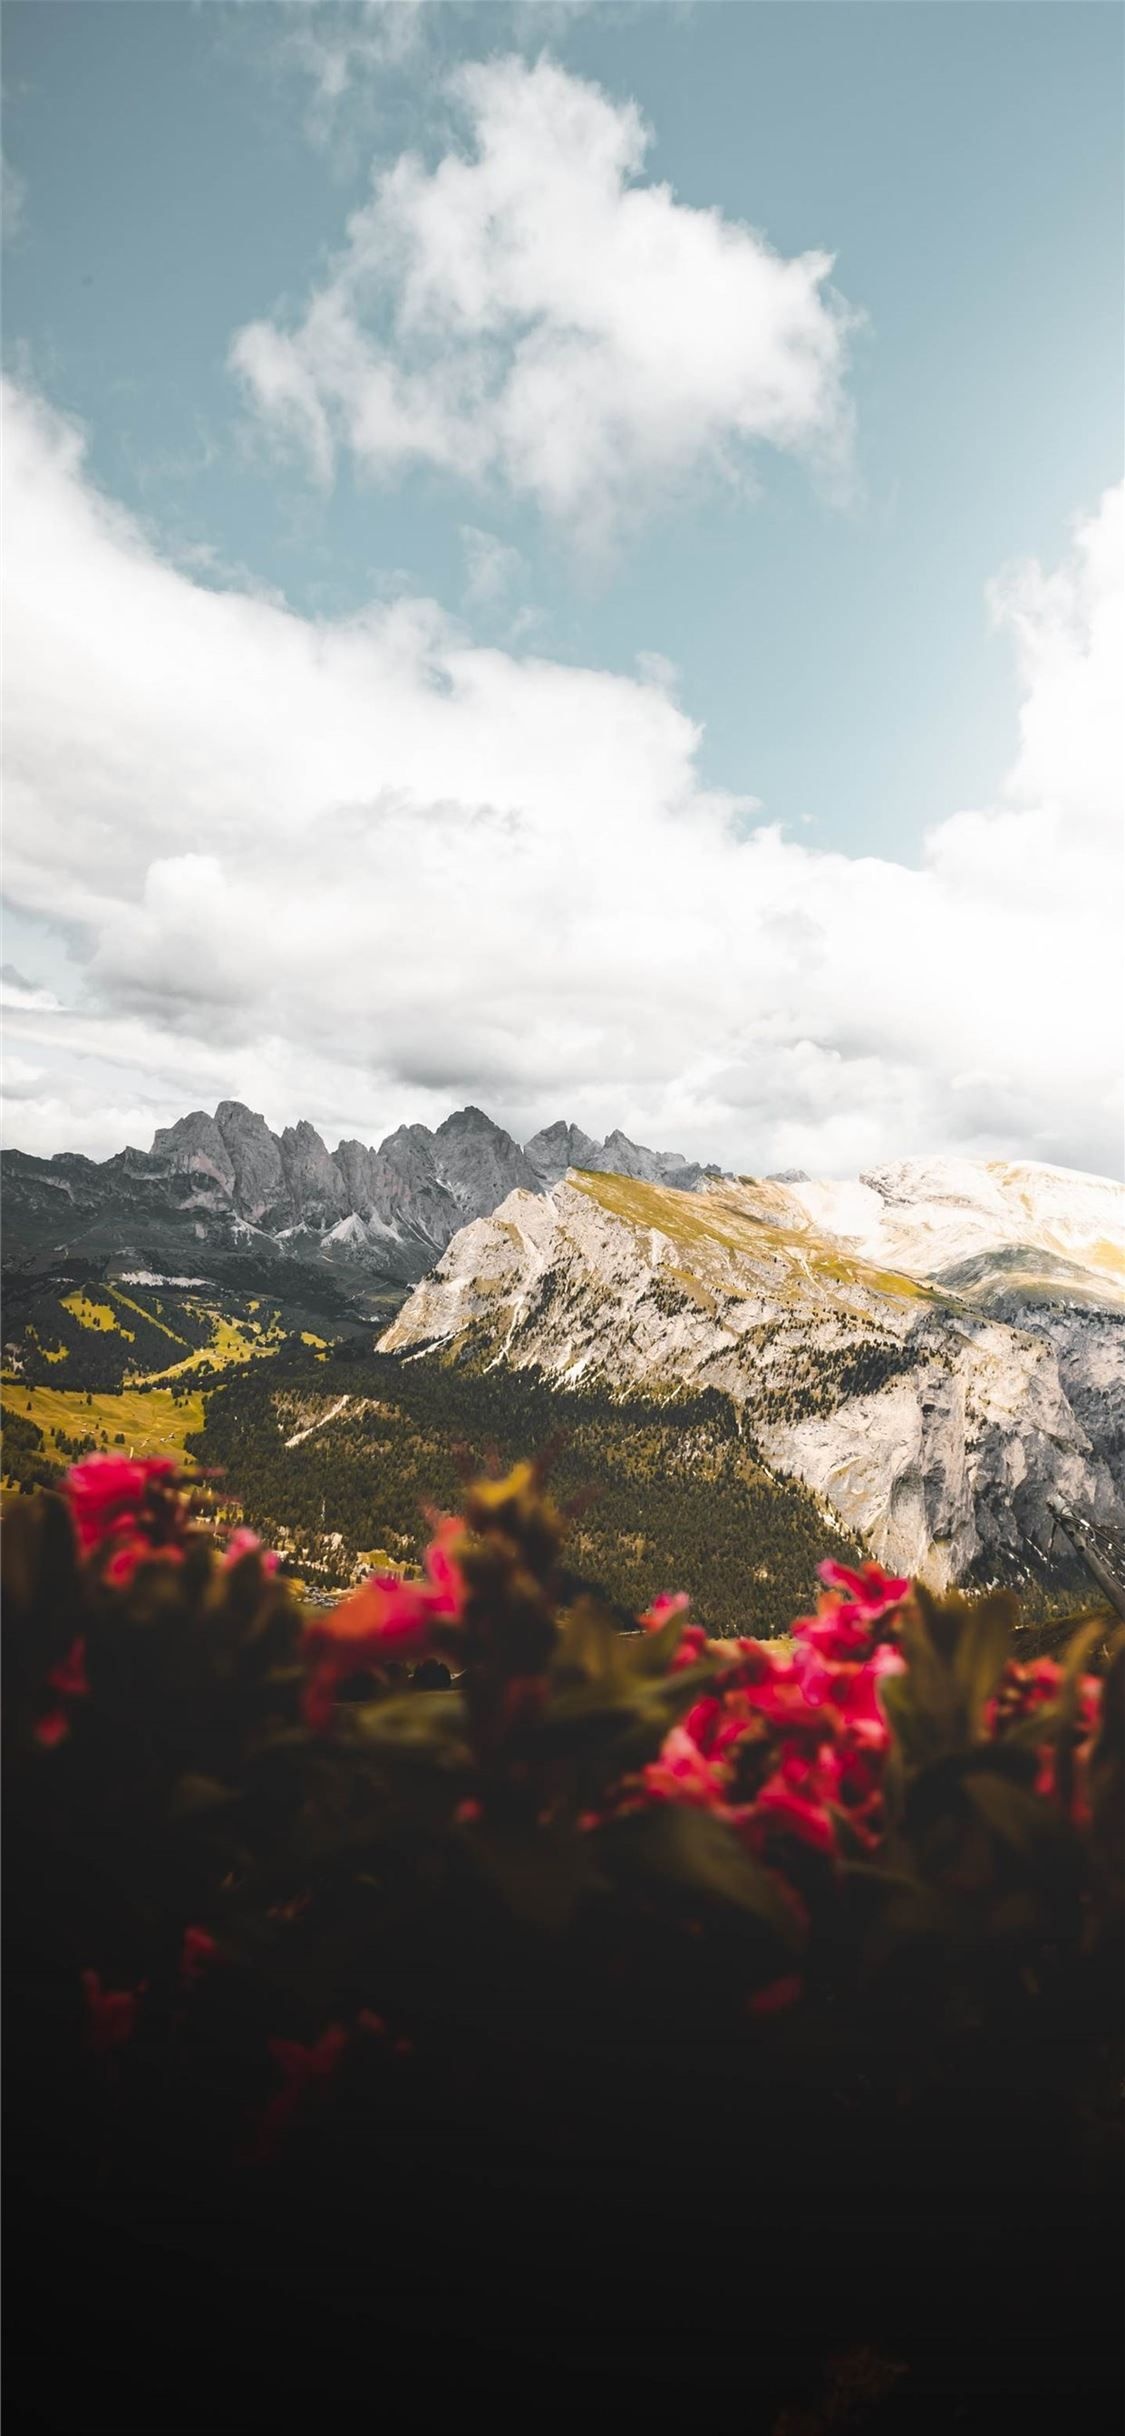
[{"left": 189, "top": 1349, "right": 865, "bottom": 1636}]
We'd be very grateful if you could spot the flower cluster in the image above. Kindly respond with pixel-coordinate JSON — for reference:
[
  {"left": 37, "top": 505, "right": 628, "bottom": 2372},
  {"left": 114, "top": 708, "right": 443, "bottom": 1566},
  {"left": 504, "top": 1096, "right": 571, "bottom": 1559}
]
[
  {"left": 632, "top": 1559, "right": 910, "bottom": 1875},
  {"left": 987, "top": 1649, "right": 1103, "bottom": 1816},
  {"left": 63, "top": 1450, "right": 280, "bottom": 1580},
  {"left": 30, "top": 1454, "right": 278, "bottom": 1747},
  {"left": 300, "top": 1517, "right": 465, "bottom": 1729}
]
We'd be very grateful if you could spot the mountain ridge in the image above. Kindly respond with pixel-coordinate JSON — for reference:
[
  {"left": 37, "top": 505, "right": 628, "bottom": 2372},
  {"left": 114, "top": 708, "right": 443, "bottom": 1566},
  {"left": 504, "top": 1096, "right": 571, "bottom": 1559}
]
[
  {"left": 1, "top": 1100, "right": 725, "bottom": 1289},
  {"left": 378, "top": 1164, "right": 1125, "bottom": 1589}
]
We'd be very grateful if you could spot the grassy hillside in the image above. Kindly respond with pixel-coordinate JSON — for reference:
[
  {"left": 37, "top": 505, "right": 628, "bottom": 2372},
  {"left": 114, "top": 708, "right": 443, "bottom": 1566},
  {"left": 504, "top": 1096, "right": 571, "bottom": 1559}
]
[
  {"left": 0, "top": 1270, "right": 333, "bottom": 1393},
  {"left": 0, "top": 1266, "right": 333, "bottom": 1497},
  {"left": 4, "top": 1382, "right": 207, "bottom": 1467}
]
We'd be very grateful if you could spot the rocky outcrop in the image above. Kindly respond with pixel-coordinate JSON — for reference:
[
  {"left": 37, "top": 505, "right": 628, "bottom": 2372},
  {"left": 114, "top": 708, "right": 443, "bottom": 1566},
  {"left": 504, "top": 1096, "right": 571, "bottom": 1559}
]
[
  {"left": 524, "top": 1121, "right": 603, "bottom": 1188},
  {"left": 214, "top": 1101, "right": 288, "bottom": 1224},
  {"left": 332, "top": 1139, "right": 382, "bottom": 1219},
  {"left": 431, "top": 1107, "right": 539, "bottom": 1220},
  {"left": 379, "top": 1167, "right": 1125, "bottom": 1589},
  {"left": 151, "top": 1111, "right": 236, "bottom": 1199},
  {"left": 276, "top": 1122, "right": 350, "bottom": 1228}
]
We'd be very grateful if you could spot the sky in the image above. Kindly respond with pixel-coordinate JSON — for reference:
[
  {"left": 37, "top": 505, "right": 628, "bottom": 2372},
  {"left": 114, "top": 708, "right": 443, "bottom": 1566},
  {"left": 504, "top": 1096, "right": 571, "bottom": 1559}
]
[{"left": 2, "top": 0, "right": 1122, "bottom": 1178}]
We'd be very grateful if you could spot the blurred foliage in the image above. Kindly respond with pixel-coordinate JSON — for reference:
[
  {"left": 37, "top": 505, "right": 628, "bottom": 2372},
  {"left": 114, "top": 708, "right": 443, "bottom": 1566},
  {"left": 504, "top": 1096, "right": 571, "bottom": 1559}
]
[{"left": 4, "top": 1458, "right": 1122, "bottom": 2431}]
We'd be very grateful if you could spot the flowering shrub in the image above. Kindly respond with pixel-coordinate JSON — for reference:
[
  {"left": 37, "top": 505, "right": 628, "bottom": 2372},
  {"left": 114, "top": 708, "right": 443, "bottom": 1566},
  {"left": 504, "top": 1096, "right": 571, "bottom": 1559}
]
[{"left": 4, "top": 1453, "right": 1122, "bottom": 2429}]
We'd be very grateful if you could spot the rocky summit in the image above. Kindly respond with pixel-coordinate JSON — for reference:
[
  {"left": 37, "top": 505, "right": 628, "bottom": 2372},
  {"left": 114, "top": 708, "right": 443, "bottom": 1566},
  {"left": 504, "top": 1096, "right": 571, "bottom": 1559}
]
[{"left": 379, "top": 1159, "right": 1125, "bottom": 1588}]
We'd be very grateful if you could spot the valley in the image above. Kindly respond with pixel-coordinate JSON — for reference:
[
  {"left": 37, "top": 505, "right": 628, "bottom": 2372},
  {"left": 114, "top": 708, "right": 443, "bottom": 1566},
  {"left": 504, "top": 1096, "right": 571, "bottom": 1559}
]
[{"left": 3, "top": 1101, "right": 1123, "bottom": 1622}]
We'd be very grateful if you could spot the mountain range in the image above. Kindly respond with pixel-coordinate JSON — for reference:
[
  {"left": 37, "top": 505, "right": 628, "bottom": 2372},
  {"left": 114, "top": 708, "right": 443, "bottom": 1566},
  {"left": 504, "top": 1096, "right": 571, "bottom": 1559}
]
[
  {"left": 4, "top": 1104, "right": 1123, "bottom": 1590},
  {"left": 1, "top": 1101, "right": 716, "bottom": 1295}
]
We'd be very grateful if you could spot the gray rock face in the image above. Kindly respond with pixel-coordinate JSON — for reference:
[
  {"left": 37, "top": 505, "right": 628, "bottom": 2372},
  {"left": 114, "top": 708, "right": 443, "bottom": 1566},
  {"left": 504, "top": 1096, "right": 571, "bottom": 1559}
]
[
  {"left": 151, "top": 1111, "right": 236, "bottom": 1199},
  {"left": 278, "top": 1122, "right": 350, "bottom": 1227},
  {"left": 431, "top": 1107, "right": 539, "bottom": 1220},
  {"left": 214, "top": 1101, "right": 288, "bottom": 1224},
  {"left": 585, "top": 1129, "right": 705, "bottom": 1192},
  {"left": 524, "top": 1121, "right": 603, "bottom": 1188},
  {"left": 379, "top": 1166, "right": 1125, "bottom": 1588},
  {"left": 333, "top": 1138, "right": 382, "bottom": 1219},
  {"left": 29, "top": 1098, "right": 707, "bottom": 1273},
  {"left": 525, "top": 1120, "right": 703, "bottom": 1191},
  {"left": 365, "top": 1126, "right": 463, "bottom": 1249}
]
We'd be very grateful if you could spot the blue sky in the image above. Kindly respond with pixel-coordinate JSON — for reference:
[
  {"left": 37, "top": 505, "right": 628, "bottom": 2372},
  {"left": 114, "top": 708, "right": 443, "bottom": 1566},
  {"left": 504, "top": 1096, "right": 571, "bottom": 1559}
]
[{"left": 2, "top": 3, "right": 1122, "bottom": 1173}]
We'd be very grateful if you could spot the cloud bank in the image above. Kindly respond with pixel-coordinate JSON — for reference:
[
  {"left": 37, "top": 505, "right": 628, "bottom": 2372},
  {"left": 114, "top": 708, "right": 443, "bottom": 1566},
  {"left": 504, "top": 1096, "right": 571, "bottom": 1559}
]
[
  {"left": 2, "top": 375, "right": 1121, "bottom": 1176},
  {"left": 231, "top": 54, "right": 856, "bottom": 538}
]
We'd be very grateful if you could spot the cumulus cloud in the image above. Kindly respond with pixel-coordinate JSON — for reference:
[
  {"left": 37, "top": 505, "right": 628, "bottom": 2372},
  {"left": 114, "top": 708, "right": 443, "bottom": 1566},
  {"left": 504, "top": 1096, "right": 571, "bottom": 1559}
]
[
  {"left": 231, "top": 53, "right": 857, "bottom": 539},
  {"left": 1, "top": 376, "right": 1121, "bottom": 1176}
]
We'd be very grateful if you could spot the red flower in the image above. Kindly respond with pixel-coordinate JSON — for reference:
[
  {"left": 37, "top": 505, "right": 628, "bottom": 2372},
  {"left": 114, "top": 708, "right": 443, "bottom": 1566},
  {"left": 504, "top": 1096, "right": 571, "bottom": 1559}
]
[
  {"left": 223, "top": 1526, "right": 279, "bottom": 1573},
  {"left": 34, "top": 1636, "right": 91, "bottom": 1745},
  {"left": 256, "top": 2025, "right": 349, "bottom": 2160},
  {"left": 179, "top": 1926, "right": 219, "bottom": 1986},
  {"left": 643, "top": 1724, "right": 731, "bottom": 1809},
  {"left": 82, "top": 1969, "right": 146, "bottom": 2054},
  {"left": 66, "top": 1453, "right": 180, "bottom": 1555},
  {"left": 638, "top": 1592, "right": 692, "bottom": 1632},
  {"left": 49, "top": 1636, "right": 89, "bottom": 1698},
  {"left": 817, "top": 1558, "right": 911, "bottom": 1620},
  {"left": 103, "top": 1535, "right": 186, "bottom": 1587},
  {"left": 986, "top": 1657, "right": 1064, "bottom": 1734},
  {"left": 748, "top": 1768, "right": 837, "bottom": 1856},
  {"left": 302, "top": 1521, "right": 465, "bottom": 1728},
  {"left": 34, "top": 1707, "right": 71, "bottom": 1749},
  {"left": 749, "top": 1974, "right": 803, "bottom": 2018}
]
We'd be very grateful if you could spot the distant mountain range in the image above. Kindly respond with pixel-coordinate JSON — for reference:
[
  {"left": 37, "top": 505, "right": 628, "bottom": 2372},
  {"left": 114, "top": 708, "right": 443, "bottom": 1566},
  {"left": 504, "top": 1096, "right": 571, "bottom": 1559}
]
[{"left": 1, "top": 1101, "right": 720, "bottom": 1294}]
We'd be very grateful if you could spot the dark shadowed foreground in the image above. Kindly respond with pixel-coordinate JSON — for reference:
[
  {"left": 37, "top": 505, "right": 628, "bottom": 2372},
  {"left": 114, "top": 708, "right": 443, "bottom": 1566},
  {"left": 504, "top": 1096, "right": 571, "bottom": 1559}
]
[{"left": 4, "top": 1458, "right": 1122, "bottom": 2433}]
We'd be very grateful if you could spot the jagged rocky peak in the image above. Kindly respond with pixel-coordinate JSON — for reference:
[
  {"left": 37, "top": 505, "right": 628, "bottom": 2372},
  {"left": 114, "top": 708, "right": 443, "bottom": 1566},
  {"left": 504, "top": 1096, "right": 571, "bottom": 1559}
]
[
  {"left": 524, "top": 1120, "right": 603, "bottom": 1188},
  {"left": 591, "top": 1129, "right": 705, "bottom": 1192},
  {"left": 213, "top": 1100, "right": 287, "bottom": 1223},
  {"left": 524, "top": 1119, "right": 705, "bottom": 1193},
  {"left": 151, "top": 1110, "right": 235, "bottom": 1196},
  {"left": 431, "top": 1106, "right": 539, "bottom": 1220},
  {"left": 333, "top": 1138, "right": 381, "bottom": 1218},
  {"left": 278, "top": 1121, "right": 350, "bottom": 1225},
  {"left": 363, "top": 1125, "right": 463, "bottom": 1249}
]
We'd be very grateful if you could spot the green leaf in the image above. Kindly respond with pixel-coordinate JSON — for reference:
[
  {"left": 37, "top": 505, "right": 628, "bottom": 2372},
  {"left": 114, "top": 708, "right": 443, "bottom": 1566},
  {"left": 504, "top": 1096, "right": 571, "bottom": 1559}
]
[
  {"left": 598, "top": 1804, "right": 802, "bottom": 1947},
  {"left": 168, "top": 1772, "right": 237, "bottom": 1819},
  {"left": 349, "top": 1691, "right": 472, "bottom": 1767},
  {"left": 962, "top": 1769, "right": 1065, "bottom": 1856},
  {"left": 552, "top": 1595, "right": 630, "bottom": 1693},
  {"left": 952, "top": 1591, "right": 1015, "bottom": 1724},
  {"left": 464, "top": 1819, "right": 604, "bottom": 1931}
]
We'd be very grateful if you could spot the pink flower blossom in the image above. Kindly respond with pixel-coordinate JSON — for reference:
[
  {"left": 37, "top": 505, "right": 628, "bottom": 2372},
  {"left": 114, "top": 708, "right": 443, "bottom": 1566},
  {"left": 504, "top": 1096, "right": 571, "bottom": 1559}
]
[
  {"left": 638, "top": 1592, "right": 692, "bottom": 1633},
  {"left": 256, "top": 2025, "right": 349, "bottom": 2159},
  {"left": 643, "top": 1725, "right": 731, "bottom": 1809},
  {"left": 749, "top": 1974, "right": 803, "bottom": 2017},
  {"left": 301, "top": 1521, "right": 466, "bottom": 1728},
  {"left": 65, "top": 1453, "right": 180, "bottom": 1555},
  {"left": 223, "top": 1526, "right": 280, "bottom": 1573},
  {"left": 180, "top": 1926, "right": 219, "bottom": 1987},
  {"left": 82, "top": 1969, "right": 146, "bottom": 2054}
]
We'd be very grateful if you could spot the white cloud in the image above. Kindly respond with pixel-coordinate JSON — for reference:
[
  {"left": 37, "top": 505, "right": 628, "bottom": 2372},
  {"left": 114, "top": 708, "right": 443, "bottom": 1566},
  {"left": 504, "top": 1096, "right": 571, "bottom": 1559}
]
[
  {"left": 1, "top": 376, "right": 1121, "bottom": 1177},
  {"left": 231, "top": 54, "right": 857, "bottom": 540},
  {"left": 459, "top": 524, "right": 526, "bottom": 609}
]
